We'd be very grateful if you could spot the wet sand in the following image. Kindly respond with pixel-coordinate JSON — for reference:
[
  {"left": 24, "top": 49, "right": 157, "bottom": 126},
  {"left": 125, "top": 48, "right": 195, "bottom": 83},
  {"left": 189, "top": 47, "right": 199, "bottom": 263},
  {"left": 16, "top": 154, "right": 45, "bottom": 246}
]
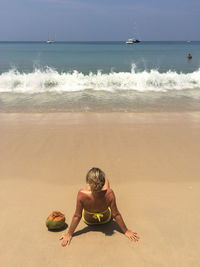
[{"left": 1, "top": 112, "right": 200, "bottom": 267}]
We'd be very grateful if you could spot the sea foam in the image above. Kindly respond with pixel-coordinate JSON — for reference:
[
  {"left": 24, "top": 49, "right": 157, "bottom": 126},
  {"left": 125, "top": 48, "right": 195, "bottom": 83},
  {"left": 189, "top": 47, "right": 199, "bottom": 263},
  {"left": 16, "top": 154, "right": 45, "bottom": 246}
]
[{"left": 0, "top": 65, "right": 200, "bottom": 93}]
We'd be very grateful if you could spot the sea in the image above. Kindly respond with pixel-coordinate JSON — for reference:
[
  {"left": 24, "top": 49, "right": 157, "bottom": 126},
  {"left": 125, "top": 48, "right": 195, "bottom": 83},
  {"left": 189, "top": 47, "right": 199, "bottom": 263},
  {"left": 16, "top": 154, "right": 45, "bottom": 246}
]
[{"left": 0, "top": 41, "right": 200, "bottom": 112}]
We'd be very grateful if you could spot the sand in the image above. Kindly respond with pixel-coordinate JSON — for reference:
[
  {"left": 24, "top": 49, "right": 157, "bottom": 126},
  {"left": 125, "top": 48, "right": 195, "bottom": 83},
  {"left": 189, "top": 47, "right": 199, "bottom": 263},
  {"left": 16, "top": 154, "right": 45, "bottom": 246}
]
[{"left": 1, "top": 112, "right": 200, "bottom": 267}]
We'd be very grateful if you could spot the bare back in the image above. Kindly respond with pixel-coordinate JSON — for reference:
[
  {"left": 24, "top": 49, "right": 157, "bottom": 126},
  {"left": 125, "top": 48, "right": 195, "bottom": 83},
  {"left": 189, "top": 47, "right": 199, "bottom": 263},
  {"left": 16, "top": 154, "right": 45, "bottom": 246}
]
[{"left": 74, "top": 179, "right": 119, "bottom": 223}]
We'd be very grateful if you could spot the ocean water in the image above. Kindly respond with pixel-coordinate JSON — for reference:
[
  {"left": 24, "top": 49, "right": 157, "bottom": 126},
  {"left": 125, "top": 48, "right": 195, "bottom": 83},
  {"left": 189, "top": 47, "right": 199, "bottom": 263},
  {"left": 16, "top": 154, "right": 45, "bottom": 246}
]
[{"left": 0, "top": 41, "right": 200, "bottom": 112}]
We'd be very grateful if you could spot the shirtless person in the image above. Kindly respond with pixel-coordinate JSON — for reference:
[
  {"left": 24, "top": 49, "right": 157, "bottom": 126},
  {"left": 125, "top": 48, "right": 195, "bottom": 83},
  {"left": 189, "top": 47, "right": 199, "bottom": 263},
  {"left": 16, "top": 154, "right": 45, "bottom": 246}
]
[{"left": 60, "top": 167, "right": 139, "bottom": 246}]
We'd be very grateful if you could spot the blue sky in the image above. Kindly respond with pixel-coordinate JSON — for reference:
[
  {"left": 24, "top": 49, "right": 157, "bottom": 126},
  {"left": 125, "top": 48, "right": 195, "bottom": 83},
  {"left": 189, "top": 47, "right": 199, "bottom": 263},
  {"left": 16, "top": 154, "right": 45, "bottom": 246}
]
[{"left": 0, "top": 0, "right": 199, "bottom": 41}]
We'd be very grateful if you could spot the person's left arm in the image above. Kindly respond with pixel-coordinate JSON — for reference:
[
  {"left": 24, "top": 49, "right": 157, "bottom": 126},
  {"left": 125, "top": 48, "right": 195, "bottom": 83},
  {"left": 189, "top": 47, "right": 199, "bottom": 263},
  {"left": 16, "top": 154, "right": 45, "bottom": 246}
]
[
  {"left": 109, "top": 189, "right": 139, "bottom": 242},
  {"left": 60, "top": 191, "right": 83, "bottom": 246}
]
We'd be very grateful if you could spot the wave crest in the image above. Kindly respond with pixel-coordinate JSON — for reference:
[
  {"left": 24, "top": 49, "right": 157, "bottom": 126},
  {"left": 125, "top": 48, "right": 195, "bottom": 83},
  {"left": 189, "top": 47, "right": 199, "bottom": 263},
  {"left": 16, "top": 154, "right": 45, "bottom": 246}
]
[{"left": 0, "top": 66, "right": 200, "bottom": 93}]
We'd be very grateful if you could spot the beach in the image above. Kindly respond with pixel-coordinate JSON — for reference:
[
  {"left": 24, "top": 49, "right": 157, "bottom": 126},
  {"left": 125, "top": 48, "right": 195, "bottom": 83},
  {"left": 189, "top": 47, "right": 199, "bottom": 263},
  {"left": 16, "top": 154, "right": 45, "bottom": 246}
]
[{"left": 1, "top": 112, "right": 200, "bottom": 267}]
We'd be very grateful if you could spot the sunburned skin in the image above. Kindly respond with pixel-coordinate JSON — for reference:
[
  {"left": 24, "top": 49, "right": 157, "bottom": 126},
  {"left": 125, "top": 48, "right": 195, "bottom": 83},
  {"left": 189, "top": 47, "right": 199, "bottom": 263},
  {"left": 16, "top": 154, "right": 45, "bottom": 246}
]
[
  {"left": 60, "top": 178, "right": 140, "bottom": 246},
  {"left": 80, "top": 179, "right": 113, "bottom": 224}
]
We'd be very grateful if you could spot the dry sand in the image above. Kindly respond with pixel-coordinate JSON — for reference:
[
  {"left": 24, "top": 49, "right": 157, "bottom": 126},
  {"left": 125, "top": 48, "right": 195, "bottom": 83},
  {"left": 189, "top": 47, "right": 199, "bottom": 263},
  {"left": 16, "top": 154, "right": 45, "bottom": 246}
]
[{"left": 0, "top": 112, "right": 200, "bottom": 267}]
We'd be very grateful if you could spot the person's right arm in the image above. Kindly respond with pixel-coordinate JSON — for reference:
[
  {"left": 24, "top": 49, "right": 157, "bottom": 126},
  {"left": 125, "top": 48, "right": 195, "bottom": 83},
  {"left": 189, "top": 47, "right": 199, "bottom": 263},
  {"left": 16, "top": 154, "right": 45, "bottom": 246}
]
[
  {"left": 109, "top": 190, "right": 139, "bottom": 242},
  {"left": 60, "top": 191, "right": 83, "bottom": 246}
]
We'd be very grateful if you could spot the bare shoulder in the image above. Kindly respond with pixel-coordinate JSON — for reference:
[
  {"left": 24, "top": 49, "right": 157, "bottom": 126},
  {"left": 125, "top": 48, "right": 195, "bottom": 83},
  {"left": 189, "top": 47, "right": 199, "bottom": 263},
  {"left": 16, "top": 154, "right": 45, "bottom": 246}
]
[
  {"left": 105, "top": 188, "right": 115, "bottom": 200},
  {"left": 77, "top": 189, "right": 86, "bottom": 200},
  {"left": 77, "top": 189, "right": 91, "bottom": 200}
]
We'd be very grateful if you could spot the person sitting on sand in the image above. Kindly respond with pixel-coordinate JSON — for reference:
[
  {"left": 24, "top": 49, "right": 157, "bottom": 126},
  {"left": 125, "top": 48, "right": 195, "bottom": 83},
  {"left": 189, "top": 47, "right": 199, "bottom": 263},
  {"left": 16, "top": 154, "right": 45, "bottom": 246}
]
[{"left": 60, "top": 167, "right": 139, "bottom": 246}]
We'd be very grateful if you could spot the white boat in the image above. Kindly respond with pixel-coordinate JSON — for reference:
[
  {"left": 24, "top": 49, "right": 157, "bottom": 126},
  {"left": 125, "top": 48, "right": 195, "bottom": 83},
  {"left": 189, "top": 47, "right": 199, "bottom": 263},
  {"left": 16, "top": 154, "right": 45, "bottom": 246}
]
[
  {"left": 46, "top": 33, "right": 56, "bottom": 44},
  {"left": 125, "top": 38, "right": 140, "bottom": 44},
  {"left": 46, "top": 40, "right": 55, "bottom": 44}
]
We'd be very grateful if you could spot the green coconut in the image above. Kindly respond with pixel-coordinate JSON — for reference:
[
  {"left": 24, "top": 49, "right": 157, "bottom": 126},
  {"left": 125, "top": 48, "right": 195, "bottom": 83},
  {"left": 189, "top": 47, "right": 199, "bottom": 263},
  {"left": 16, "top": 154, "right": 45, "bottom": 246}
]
[{"left": 46, "top": 211, "right": 66, "bottom": 230}]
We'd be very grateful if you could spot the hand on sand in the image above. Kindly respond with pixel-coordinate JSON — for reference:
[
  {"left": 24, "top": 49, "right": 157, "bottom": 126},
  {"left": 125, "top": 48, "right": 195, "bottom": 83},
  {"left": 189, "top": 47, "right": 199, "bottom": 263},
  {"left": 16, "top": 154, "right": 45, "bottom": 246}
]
[
  {"left": 60, "top": 233, "right": 72, "bottom": 247},
  {"left": 125, "top": 230, "right": 140, "bottom": 242}
]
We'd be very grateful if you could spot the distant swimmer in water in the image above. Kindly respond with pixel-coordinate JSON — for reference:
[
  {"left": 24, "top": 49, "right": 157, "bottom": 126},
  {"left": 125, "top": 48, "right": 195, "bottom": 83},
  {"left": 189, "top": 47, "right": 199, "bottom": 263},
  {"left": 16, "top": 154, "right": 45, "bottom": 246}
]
[{"left": 187, "top": 53, "right": 192, "bottom": 60}]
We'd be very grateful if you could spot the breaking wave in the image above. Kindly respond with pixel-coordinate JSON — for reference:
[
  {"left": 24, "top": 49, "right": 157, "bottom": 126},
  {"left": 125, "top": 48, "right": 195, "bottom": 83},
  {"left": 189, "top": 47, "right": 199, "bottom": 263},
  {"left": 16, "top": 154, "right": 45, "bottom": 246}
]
[{"left": 1, "top": 65, "right": 200, "bottom": 93}]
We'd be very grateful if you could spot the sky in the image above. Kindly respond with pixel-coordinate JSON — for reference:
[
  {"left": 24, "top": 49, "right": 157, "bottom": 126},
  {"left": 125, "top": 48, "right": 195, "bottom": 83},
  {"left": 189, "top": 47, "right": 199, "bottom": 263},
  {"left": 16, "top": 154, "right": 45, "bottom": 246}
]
[{"left": 0, "top": 0, "right": 199, "bottom": 41}]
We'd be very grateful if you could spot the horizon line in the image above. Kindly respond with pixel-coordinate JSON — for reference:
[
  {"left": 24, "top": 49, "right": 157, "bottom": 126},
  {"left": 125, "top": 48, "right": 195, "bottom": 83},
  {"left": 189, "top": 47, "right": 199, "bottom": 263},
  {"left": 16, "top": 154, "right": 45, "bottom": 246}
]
[{"left": 0, "top": 40, "right": 200, "bottom": 42}]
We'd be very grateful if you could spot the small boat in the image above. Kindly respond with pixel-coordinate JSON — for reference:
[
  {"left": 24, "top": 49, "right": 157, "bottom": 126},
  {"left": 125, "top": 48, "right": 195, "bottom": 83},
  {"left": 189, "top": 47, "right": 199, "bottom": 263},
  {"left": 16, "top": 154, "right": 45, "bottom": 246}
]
[
  {"left": 126, "top": 38, "right": 140, "bottom": 44},
  {"left": 46, "top": 40, "right": 55, "bottom": 44},
  {"left": 46, "top": 33, "right": 56, "bottom": 44}
]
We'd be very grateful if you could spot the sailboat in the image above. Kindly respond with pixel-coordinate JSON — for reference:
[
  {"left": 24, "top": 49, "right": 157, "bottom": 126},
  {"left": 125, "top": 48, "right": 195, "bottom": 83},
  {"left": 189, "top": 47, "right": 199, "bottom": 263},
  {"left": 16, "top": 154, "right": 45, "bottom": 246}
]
[
  {"left": 46, "top": 40, "right": 55, "bottom": 44},
  {"left": 46, "top": 33, "right": 55, "bottom": 44}
]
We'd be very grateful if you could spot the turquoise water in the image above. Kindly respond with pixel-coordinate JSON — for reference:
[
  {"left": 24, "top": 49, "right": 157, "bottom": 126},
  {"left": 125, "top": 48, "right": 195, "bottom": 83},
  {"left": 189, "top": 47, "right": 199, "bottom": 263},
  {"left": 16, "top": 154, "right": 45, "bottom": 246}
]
[
  {"left": 0, "top": 41, "right": 200, "bottom": 112},
  {"left": 0, "top": 41, "right": 200, "bottom": 73}
]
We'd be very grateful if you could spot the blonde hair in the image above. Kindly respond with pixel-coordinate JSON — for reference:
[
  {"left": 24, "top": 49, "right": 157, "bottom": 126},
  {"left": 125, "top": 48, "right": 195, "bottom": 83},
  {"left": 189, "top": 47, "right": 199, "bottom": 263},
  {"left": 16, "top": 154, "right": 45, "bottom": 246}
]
[{"left": 86, "top": 167, "right": 105, "bottom": 193}]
